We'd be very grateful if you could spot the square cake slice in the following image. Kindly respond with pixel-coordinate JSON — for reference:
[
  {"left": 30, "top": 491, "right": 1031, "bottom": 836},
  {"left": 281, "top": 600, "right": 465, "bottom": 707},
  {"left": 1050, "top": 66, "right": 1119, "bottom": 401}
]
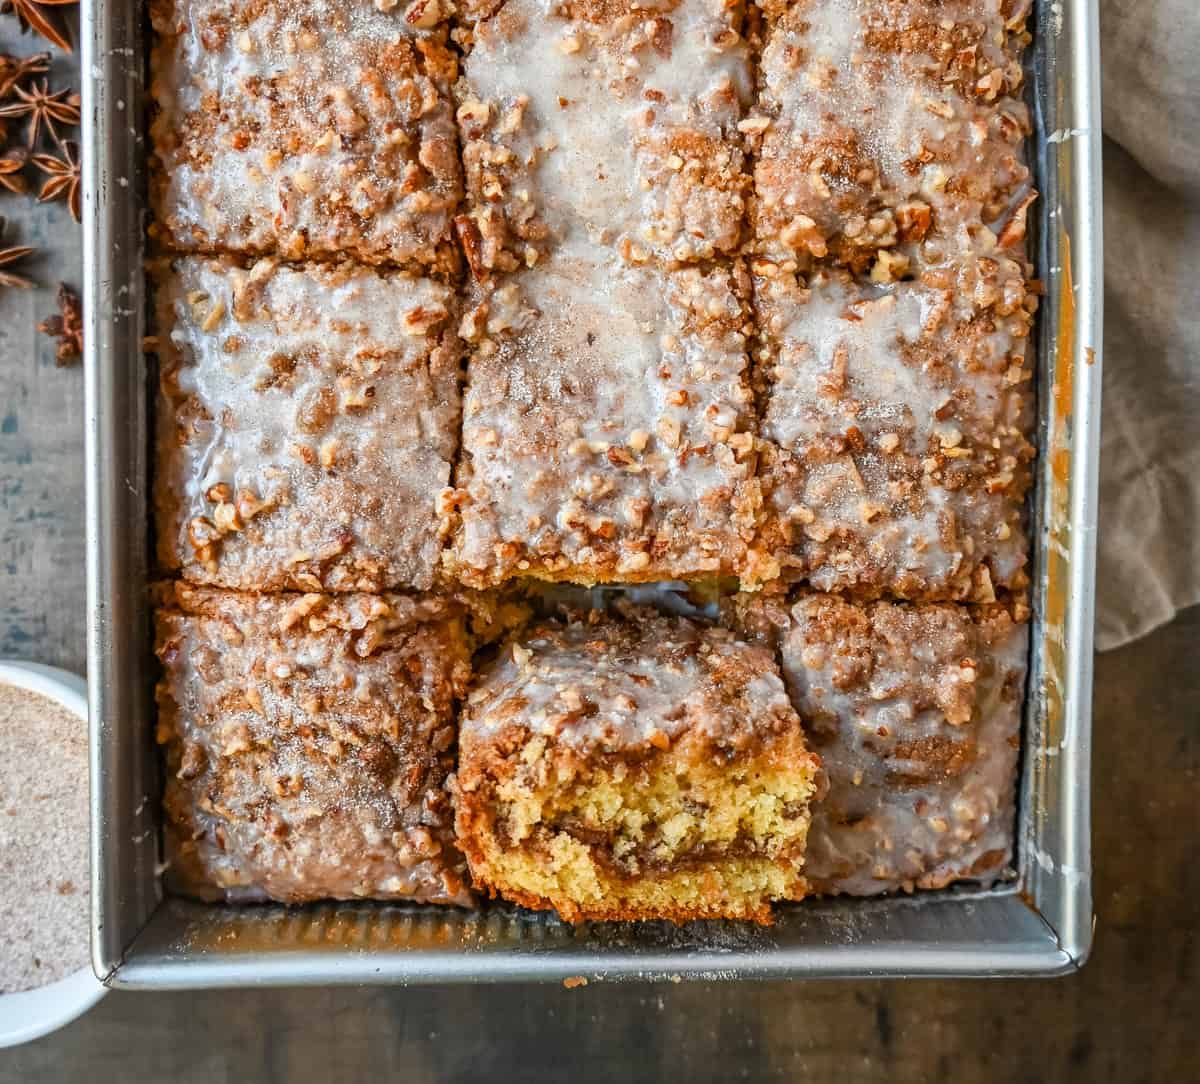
[
  {"left": 149, "top": 0, "right": 461, "bottom": 269},
  {"left": 453, "top": 606, "right": 822, "bottom": 923},
  {"left": 155, "top": 583, "right": 473, "bottom": 905},
  {"left": 753, "top": 266, "right": 1035, "bottom": 601},
  {"left": 446, "top": 245, "right": 760, "bottom": 587},
  {"left": 762, "top": 591, "right": 1025, "bottom": 895},
  {"left": 154, "top": 256, "right": 461, "bottom": 593},
  {"left": 455, "top": 0, "right": 752, "bottom": 276},
  {"left": 749, "top": 0, "right": 1034, "bottom": 275}
]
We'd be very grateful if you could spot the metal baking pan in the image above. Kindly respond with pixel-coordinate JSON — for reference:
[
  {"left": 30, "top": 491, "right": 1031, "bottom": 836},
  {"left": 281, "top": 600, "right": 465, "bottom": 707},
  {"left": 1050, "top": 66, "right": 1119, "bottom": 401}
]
[{"left": 83, "top": 0, "right": 1102, "bottom": 985}]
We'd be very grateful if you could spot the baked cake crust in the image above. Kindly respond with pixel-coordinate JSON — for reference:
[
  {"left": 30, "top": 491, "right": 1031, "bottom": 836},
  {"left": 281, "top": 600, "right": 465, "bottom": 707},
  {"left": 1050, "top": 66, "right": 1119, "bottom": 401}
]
[
  {"left": 154, "top": 582, "right": 474, "bottom": 905},
  {"left": 752, "top": 265, "right": 1035, "bottom": 600},
  {"left": 748, "top": 0, "right": 1034, "bottom": 277},
  {"left": 445, "top": 246, "right": 761, "bottom": 587},
  {"left": 454, "top": 605, "right": 822, "bottom": 922},
  {"left": 455, "top": 0, "right": 752, "bottom": 278},
  {"left": 154, "top": 255, "right": 462, "bottom": 594},
  {"left": 746, "top": 590, "right": 1025, "bottom": 895},
  {"left": 149, "top": 0, "right": 462, "bottom": 269}
]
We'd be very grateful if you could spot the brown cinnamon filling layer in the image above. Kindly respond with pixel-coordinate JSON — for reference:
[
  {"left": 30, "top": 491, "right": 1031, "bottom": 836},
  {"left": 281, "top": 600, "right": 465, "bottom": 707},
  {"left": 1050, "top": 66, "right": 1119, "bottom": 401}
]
[{"left": 519, "top": 821, "right": 805, "bottom": 881}]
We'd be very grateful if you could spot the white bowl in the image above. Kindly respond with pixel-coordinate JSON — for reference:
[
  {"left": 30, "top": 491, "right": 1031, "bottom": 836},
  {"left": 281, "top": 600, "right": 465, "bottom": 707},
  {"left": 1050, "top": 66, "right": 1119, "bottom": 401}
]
[{"left": 0, "top": 661, "right": 107, "bottom": 1048}]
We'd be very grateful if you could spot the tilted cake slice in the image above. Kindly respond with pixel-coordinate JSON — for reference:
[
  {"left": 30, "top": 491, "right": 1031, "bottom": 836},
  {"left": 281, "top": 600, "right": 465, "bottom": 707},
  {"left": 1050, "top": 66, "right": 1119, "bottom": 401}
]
[{"left": 454, "top": 605, "right": 822, "bottom": 923}]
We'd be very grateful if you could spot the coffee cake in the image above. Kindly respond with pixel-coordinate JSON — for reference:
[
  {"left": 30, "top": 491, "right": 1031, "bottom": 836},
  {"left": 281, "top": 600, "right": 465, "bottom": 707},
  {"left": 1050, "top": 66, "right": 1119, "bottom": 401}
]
[
  {"left": 454, "top": 0, "right": 752, "bottom": 276},
  {"left": 748, "top": 0, "right": 1034, "bottom": 276},
  {"left": 154, "top": 256, "right": 462, "bottom": 593},
  {"left": 752, "top": 265, "right": 1035, "bottom": 600},
  {"left": 445, "top": 244, "right": 760, "bottom": 587},
  {"left": 740, "top": 590, "right": 1025, "bottom": 895},
  {"left": 454, "top": 605, "right": 822, "bottom": 922},
  {"left": 149, "top": 0, "right": 462, "bottom": 269},
  {"left": 155, "top": 583, "right": 474, "bottom": 904}
]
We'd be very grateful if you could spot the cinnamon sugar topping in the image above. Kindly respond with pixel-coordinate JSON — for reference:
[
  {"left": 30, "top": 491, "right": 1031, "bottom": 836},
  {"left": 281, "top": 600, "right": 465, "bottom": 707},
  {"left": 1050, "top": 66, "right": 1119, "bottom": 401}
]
[{"left": 154, "top": 256, "right": 462, "bottom": 593}]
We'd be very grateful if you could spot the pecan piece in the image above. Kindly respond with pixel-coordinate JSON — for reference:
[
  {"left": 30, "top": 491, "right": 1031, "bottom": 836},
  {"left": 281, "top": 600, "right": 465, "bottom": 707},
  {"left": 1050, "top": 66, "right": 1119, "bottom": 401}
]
[{"left": 454, "top": 215, "right": 485, "bottom": 281}]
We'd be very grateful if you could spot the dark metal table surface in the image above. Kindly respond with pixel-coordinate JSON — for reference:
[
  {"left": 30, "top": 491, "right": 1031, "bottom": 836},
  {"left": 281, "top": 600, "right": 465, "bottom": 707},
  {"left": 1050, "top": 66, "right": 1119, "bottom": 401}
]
[{"left": 1, "top": 26, "right": 1196, "bottom": 1084}]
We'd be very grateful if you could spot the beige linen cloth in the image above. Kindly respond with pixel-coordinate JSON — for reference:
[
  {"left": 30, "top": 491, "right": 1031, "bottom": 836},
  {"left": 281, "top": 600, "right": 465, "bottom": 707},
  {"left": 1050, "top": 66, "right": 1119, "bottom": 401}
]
[{"left": 1094, "top": 0, "right": 1200, "bottom": 649}]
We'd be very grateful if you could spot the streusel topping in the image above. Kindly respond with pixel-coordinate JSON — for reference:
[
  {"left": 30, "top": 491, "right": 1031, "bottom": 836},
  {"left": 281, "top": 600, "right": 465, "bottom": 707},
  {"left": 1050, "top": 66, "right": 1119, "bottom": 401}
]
[
  {"left": 149, "top": 0, "right": 462, "bottom": 268},
  {"left": 753, "top": 266, "right": 1034, "bottom": 599},
  {"left": 156, "top": 583, "right": 473, "bottom": 904},
  {"left": 763, "top": 591, "right": 1025, "bottom": 895},
  {"left": 155, "top": 256, "right": 462, "bottom": 593},
  {"left": 456, "top": 0, "right": 752, "bottom": 275},
  {"left": 749, "top": 0, "right": 1033, "bottom": 275},
  {"left": 462, "top": 605, "right": 801, "bottom": 757},
  {"left": 446, "top": 241, "right": 759, "bottom": 586}
]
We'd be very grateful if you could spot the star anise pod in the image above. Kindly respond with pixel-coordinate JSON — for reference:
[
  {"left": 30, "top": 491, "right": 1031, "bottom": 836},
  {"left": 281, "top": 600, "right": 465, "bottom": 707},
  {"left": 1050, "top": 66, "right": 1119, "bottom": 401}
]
[
  {"left": 0, "top": 0, "right": 76, "bottom": 54},
  {"left": 0, "top": 51, "right": 50, "bottom": 98},
  {"left": 32, "top": 139, "right": 78, "bottom": 220},
  {"left": 37, "top": 282, "right": 83, "bottom": 365},
  {"left": 0, "top": 146, "right": 29, "bottom": 194},
  {"left": 0, "top": 216, "right": 34, "bottom": 289},
  {"left": 0, "top": 78, "right": 80, "bottom": 148}
]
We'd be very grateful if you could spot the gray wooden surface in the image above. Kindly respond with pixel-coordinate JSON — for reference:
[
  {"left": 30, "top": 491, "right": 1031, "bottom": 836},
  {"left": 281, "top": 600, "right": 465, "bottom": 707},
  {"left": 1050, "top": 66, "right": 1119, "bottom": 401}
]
[
  {"left": 0, "top": 35, "right": 85, "bottom": 677},
  {"left": 2, "top": 22, "right": 1198, "bottom": 1084}
]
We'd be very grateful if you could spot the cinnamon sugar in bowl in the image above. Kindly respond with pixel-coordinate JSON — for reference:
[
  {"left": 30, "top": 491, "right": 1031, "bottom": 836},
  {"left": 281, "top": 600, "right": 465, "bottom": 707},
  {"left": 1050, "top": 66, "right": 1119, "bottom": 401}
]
[{"left": 0, "top": 662, "right": 104, "bottom": 1046}]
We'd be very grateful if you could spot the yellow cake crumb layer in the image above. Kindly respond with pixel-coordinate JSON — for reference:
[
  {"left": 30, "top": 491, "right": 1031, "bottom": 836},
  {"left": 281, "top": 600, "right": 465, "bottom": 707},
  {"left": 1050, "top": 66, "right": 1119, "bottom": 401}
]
[{"left": 479, "top": 756, "right": 819, "bottom": 922}]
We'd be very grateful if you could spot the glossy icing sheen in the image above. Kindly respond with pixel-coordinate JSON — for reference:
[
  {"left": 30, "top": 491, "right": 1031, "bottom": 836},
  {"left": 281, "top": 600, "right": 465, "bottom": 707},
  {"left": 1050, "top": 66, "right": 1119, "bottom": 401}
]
[
  {"left": 462, "top": 606, "right": 801, "bottom": 756},
  {"left": 457, "top": 0, "right": 752, "bottom": 273},
  {"left": 448, "top": 242, "right": 759, "bottom": 585},
  {"left": 751, "top": 0, "right": 1033, "bottom": 273},
  {"left": 155, "top": 584, "right": 473, "bottom": 904},
  {"left": 155, "top": 256, "right": 461, "bottom": 592},
  {"left": 774, "top": 593, "right": 1025, "bottom": 895},
  {"left": 755, "top": 266, "right": 1034, "bottom": 600},
  {"left": 149, "top": 0, "right": 462, "bottom": 267}
]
